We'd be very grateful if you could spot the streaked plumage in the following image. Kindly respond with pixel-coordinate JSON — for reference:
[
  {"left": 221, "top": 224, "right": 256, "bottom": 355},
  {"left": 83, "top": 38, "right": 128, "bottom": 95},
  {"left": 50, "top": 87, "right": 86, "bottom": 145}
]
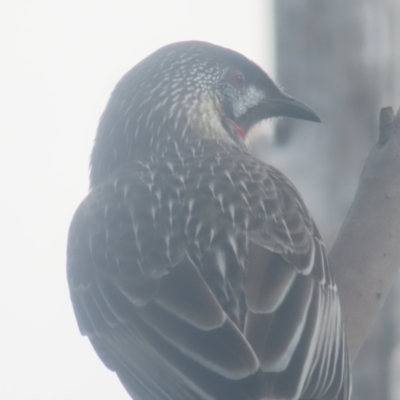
[{"left": 67, "top": 41, "right": 351, "bottom": 399}]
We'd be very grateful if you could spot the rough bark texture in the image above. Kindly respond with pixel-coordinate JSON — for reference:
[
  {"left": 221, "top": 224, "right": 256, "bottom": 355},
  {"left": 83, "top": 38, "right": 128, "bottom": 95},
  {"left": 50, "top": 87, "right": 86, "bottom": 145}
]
[
  {"left": 330, "top": 107, "right": 400, "bottom": 361},
  {"left": 270, "top": 1, "right": 400, "bottom": 399}
]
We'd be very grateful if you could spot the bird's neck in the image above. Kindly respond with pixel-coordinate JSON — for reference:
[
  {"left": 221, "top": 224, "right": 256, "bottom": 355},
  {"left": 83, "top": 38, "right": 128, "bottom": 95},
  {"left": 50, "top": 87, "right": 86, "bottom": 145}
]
[
  {"left": 89, "top": 120, "right": 245, "bottom": 189},
  {"left": 89, "top": 96, "right": 243, "bottom": 188}
]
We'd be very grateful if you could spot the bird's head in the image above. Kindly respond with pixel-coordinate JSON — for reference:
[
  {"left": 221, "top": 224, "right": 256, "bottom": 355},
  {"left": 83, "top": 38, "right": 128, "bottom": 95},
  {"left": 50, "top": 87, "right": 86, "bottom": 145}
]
[{"left": 91, "top": 41, "right": 320, "bottom": 186}]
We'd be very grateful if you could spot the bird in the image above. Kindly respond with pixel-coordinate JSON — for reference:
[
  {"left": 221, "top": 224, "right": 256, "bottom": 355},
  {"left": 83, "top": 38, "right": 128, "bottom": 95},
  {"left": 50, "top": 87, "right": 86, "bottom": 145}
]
[{"left": 67, "top": 41, "right": 351, "bottom": 400}]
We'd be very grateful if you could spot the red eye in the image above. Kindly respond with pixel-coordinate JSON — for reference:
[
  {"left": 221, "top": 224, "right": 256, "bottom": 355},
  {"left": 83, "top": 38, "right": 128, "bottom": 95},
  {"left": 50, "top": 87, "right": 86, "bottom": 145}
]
[{"left": 227, "top": 69, "right": 245, "bottom": 89}]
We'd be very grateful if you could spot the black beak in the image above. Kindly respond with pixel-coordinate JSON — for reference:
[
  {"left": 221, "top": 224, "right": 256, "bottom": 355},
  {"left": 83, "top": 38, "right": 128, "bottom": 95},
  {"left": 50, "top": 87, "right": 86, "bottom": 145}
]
[
  {"left": 236, "top": 92, "right": 321, "bottom": 133},
  {"left": 268, "top": 92, "right": 321, "bottom": 123}
]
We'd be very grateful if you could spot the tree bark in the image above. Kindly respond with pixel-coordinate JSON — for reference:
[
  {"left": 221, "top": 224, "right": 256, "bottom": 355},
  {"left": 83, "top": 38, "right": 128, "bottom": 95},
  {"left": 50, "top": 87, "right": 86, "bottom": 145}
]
[
  {"left": 270, "top": 1, "right": 400, "bottom": 398},
  {"left": 329, "top": 107, "right": 400, "bottom": 362}
]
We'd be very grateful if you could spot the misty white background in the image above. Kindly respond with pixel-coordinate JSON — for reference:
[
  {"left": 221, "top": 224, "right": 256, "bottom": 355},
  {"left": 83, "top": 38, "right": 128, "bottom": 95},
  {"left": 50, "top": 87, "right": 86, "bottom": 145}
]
[{"left": 0, "top": 2, "right": 273, "bottom": 399}]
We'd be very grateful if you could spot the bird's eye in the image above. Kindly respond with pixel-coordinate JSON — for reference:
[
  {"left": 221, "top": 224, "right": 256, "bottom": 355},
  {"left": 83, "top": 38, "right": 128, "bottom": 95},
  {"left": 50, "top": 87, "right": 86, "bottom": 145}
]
[{"left": 227, "top": 69, "right": 245, "bottom": 89}]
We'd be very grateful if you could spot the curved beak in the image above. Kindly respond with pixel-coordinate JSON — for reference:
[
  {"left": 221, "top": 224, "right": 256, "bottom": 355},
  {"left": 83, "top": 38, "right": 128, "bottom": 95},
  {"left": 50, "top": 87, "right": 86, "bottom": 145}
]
[
  {"left": 236, "top": 91, "right": 321, "bottom": 133},
  {"left": 268, "top": 92, "right": 321, "bottom": 123}
]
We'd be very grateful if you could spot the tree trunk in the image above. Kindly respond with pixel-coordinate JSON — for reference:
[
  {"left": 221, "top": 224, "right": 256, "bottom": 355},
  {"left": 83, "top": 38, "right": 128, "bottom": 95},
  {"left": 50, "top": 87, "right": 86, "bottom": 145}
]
[{"left": 270, "top": 1, "right": 400, "bottom": 398}]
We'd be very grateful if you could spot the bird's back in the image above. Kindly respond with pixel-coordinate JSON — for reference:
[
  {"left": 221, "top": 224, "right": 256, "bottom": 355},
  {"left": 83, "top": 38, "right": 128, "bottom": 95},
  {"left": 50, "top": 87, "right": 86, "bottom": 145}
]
[{"left": 68, "top": 138, "right": 350, "bottom": 400}]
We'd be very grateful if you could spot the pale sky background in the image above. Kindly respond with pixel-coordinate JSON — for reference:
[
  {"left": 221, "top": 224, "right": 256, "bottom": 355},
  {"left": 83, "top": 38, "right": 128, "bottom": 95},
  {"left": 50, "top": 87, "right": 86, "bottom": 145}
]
[{"left": 0, "top": 2, "right": 274, "bottom": 399}]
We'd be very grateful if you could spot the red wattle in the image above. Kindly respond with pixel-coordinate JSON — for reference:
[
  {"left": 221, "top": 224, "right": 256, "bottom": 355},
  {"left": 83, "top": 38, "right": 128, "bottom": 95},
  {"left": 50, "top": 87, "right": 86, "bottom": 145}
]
[{"left": 229, "top": 120, "right": 246, "bottom": 138}]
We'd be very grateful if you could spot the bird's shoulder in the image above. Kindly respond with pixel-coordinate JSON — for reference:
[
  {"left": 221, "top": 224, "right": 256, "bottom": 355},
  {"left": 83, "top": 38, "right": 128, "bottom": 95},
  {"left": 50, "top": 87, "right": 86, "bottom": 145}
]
[
  {"left": 67, "top": 141, "right": 329, "bottom": 333},
  {"left": 66, "top": 143, "right": 349, "bottom": 399},
  {"left": 68, "top": 141, "right": 317, "bottom": 277}
]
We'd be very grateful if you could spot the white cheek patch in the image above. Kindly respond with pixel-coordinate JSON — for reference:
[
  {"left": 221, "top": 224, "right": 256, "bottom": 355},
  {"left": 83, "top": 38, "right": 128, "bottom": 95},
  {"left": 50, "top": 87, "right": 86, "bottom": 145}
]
[
  {"left": 232, "top": 85, "right": 265, "bottom": 119},
  {"left": 189, "top": 92, "right": 235, "bottom": 142}
]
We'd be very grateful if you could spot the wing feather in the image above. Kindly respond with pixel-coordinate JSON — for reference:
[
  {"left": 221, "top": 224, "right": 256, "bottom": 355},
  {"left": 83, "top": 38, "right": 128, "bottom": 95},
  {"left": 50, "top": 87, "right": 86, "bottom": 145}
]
[
  {"left": 154, "top": 256, "right": 226, "bottom": 330},
  {"left": 245, "top": 244, "right": 297, "bottom": 313},
  {"left": 67, "top": 149, "right": 350, "bottom": 400}
]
